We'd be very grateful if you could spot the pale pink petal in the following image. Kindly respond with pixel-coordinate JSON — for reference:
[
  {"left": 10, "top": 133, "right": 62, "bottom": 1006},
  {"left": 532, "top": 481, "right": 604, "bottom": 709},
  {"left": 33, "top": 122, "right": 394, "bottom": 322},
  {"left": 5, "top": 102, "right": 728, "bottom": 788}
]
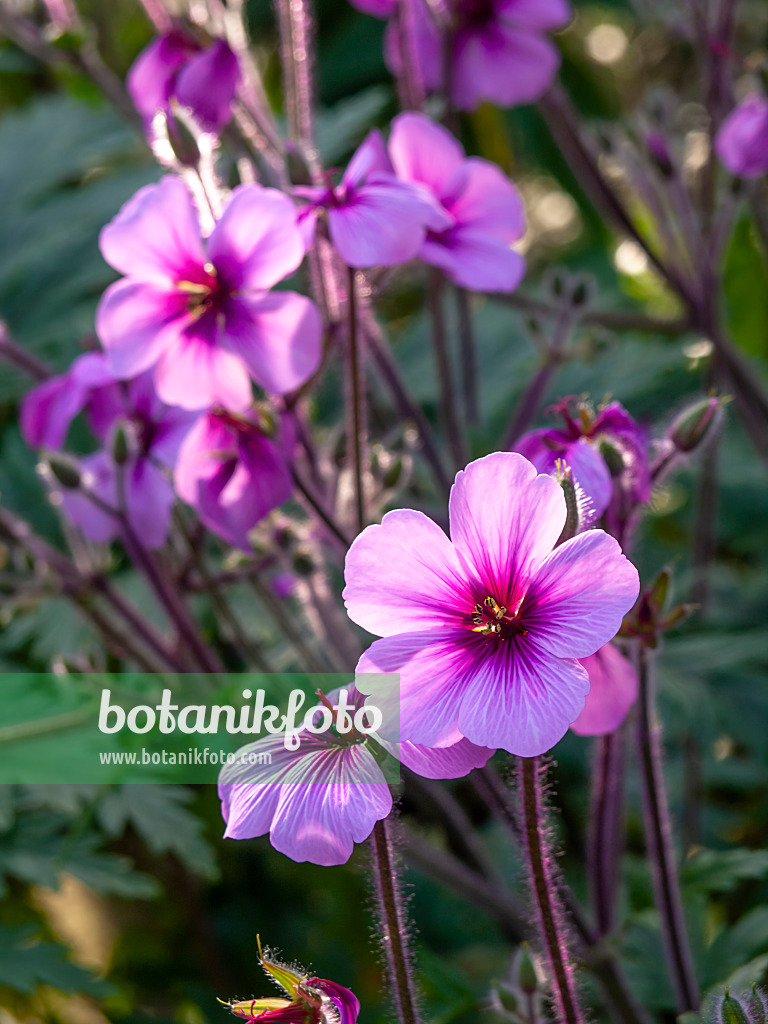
[
  {"left": 99, "top": 176, "right": 206, "bottom": 283},
  {"left": 388, "top": 112, "right": 466, "bottom": 199},
  {"left": 570, "top": 642, "right": 638, "bottom": 736},
  {"left": 96, "top": 279, "right": 189, "bottom": 381},
  {"left": 525, "top": 530, "right": 640, "bottom": 659},
  {"left": 356, "top": 631, "right": 477, "bottom": 748},
  {"left": 343, "top": 509, "right": 472, "bottom": 637},
  {"left": 397, "top": 736, "right": 494, "bottom": 778},
  {"left": 447, "top": 158, "right": 525, "bottom": 242},
  {"left": 448, "top": 452, "right": 565, "bottom": 605},
  {"left": 342, "top": 130, "right": 394, "bottom": 190},
  {"left": 456, "top": 638, "right": 589, "bottom": 755},
  {"left": 420, "top": 229, "right": 526, "bottom": 292},
  {"left": 327, "top": 182, "right": 430, "bottom": 267},
  {"left": 124, "top": 458, "right": 175, "bottom": 550},
  {"left": 152, "top": 319, "right": 253, "bottom": 411},
  {"left": 208, "top": 185, "right": 306, "bottom": 291},
  {"left": 20, "top": 351, "right": 112, "bottom": 450},
  {"left": 498, "top": 0, "right": 572, "bottom": 30},
  {"left": 222, "top": 291, "right": 322, "bottom": 395},
  {"left": 452, "top": 26, "right": 561, "bottom": 110}
]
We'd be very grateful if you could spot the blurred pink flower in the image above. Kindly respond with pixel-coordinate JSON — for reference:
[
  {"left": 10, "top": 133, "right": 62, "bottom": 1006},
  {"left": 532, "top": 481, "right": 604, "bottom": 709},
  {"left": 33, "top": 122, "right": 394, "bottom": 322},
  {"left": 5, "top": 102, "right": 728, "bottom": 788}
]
[
  {"left": 127, "top": 32, "right": 241, "bottom": 135},
  {"left": 387, "top": 112, "right": 526, "bottom": 292},
  {"left": 570, "top": 642, "right": 638, "bottom": 736},
  {"left": 344, "top": 453, "right": 639, "bottom": 757},
  {"left": 715, "top": 94, "right": 768, "bottom": 178},
  {"left": 96, "top": 176, "right": 322, "bottom": 410}
]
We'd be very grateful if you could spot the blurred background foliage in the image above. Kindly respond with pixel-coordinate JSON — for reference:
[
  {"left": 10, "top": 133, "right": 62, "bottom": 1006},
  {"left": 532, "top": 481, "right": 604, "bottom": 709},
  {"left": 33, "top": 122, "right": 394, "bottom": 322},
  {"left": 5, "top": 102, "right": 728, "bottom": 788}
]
[{"left": 0, "top": 1, "right": 767, "bottom": 1023}]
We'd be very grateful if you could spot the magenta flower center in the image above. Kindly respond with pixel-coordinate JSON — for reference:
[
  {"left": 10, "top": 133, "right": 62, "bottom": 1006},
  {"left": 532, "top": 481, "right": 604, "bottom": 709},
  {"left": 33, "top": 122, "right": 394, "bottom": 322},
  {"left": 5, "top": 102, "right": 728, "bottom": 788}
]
[
  {"left": 469, "top": 595, "right": 528, "bottom": 640},
  {"left": 457, "top": 0, "right": 497, "bottom": 30}
]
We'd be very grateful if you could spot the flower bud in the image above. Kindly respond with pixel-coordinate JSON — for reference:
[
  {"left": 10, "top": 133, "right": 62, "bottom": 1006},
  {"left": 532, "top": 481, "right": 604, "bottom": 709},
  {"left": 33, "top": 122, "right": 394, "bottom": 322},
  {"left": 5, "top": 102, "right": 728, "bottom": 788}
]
[
  {"left": 517, "top": 943, "right": 538, "bottom": 996},
  {"left": 111, "top": 421, "right": 130, "bottom": 466},
  {"left": 646, "top": 131, "right": 674, "bottom": 177},
  {"left": 598, "top": 438, "right": 625, "bottom": 477},
  {"left": 667, "top": 396, "right": 725, "bottom": 453},
  {"left": 45, "top": 454, "right": 81, "bottom": 490},
  {"left": 719, "top": 991, "right": 751, "bottom": 1024},
  {"left": 493, "top": 982, "right": 518, "bottom": 1015}
]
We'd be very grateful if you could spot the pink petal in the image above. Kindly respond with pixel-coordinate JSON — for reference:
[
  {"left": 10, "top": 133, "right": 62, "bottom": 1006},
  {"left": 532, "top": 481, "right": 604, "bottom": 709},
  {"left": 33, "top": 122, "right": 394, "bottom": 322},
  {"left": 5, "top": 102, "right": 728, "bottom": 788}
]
[
  {"left": 456, "top": 638, "right": 589, "bottom": 755},
  {"left": 327, "top": 181, "right": 430, "bottom": 267},
  {"left": 570, "top": 642, "right": 638, "bottom": 737},
  {"left": 152, "top": 319, "right": 253, "bottom": 411},
  {"left": 397, "top": 736, "right": 494, "bottom": 778},
  {"left": 222, "top": 291, "right": 322, "bottom": 395},
  {"left": 20, "top": 352, "right": 113, "bottom": 450},
  {"left": 99, "top": 176, "right": 206, "bottom": 283},
  {"left": 342, "top": 130, "right": 394, "bottom": 190},
  {"left": 420, "top": 229, "right": 526, "bottom": 293},
  {"left": 60, "top": 452, "right": 119, "bottom": 543},
  {"left": 174, "top": 39, "right": 240, "bottom": 133},
  {"left": 343, "top": 508, "right": 472, "bottom": 637},
  {"left": 124, "top": 458, "right": 175, "bottom": 550},
  {"left": 525, "top": 530, "right": 640, "bottom": 659},
  {"left": 126, "top": 33, "right": 193, "bottom": 122},
  {"left": 452, "top": 26, "right": 561, "bottom": 110},
  {"left": 96, "top": 279, "right": 189, "bottom": 380},
  {"left": 447, "top": 158, "right": 525, "bottom": 242},
  {"left": 207, "top": 185, "right": 306, "bottom": 291},
  {"left": 498, "top": 0, "right": 572, "bottom": 30},
  {"left": 356, "top": 630, "right": 477, "bottom": 748},
  {"left": 388, "top": 112, "right": 466, "bottom": 199},
  {"left": 448, "top": 452, "right": 565, "bottom": 606},
  {"left": 715, "top": 95, "right": 768, "bottom": 178}
]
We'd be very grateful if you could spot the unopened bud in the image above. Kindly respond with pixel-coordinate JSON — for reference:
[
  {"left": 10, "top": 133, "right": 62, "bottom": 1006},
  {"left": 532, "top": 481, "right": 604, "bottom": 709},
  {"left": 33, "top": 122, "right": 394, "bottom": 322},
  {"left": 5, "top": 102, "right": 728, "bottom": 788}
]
[
  {"left": 571, "top": 279, "right": 591, "bottom": 307},
  {"left": 46, "top": 454, "right": 81, "bottom": 490},
  {"left": 493, "top": 982, "right": 518, "bottom": 1015},
  {"left": 668, "top": 396, "right": 725, "bottom": 453},
  {"left": 383, "top": 457, "right": 404, "bottom": 489},
  {"left": 719, "top": 990, "right": 750, "bottom": 1024},
  {"left": 517, "top": 944, "right": 537, "bottom": 996},
  {"left": 293, "top": 549, "right": 315, "bottom": 577},
  {"left": 598, "top": 438, "right": 625, "bottom": 477},
  {"left": 556, "top": 464, "right": 580, "bottom": 545},
  {"left": 111, "top": 421, "right": 130, "bottom": 466},
  {"left": 286, "top": 143, "right": 313, "bottom": 187},
  {"left": 646, "top": 131, "right": 674, "bottom": 177},
  {"left": 750, "top": 985, "right": 768, "bottom": 1024}
]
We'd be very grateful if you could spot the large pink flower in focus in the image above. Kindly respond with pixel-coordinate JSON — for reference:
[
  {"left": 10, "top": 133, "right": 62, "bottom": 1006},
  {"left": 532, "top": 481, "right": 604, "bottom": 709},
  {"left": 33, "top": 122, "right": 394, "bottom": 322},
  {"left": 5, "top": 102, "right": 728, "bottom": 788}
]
[
  {"left": 344, "top": 453, "right": 639, "bottom": 757},
  {"left": 388, "top": 112, "right": 526, "bottom": 292},
  {"left": 96, "top": 176, "right": 322, "bottom": 410},
  {"left": 365, "top": 0, "right": 571, "bottom": 112}
]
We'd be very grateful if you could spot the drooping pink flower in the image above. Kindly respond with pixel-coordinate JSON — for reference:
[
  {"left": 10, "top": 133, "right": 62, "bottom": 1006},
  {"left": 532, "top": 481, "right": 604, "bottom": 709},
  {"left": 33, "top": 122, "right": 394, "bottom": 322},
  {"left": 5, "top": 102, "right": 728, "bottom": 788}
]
[
  {"left": 96, "top": 176, "right": 322, "bottom": 410},
  {"left": 514, "top": 398, "right": 650, "bottom": 538},
  {"left": 387, "top": 112, "right": 525, "bottom": 292},
  {"left": 23, "top": 356, "right": 197, "bottom": 549},
  {"left": 357, "top": 0, "right": 571, "bottom": 112},
  {"left": 127, "top": 32, "right": 241, "bottom": 135},
  {"left": 218, "top": 685, "right": 492, "bottom": 865},
  {"left": 296, "top": 130, "right": 441, "bottom": 268},
  {"left": 570, "top": 642, "right": 638, "bottom": 736},
  {"left": 344, "top": 453, "right": 639, "bottom": 757},
  {"left": 174, "top": 408, "right": 294, "bottom": 551},
  {"left": 715, "top": 94, "right": 768, "bottom": 178}
]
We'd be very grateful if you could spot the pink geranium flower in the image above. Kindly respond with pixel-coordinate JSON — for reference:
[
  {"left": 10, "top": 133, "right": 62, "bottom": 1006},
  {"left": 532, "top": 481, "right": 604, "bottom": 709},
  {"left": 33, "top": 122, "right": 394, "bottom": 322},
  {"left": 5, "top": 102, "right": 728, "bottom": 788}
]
[
  {"left": 96, "top": 176, "right": 322, "bottom": 410},
  {"left": 355, "top": 0, "right": 571, "bottom": 112},
  {"left": 218, "top": 685, "right": 492, "bottom": 865},
  {"left": 174, "top": 408, "right": 294, "bottom": 551},
  {"left": 570, "top": 642, "right": 638, "bottom": 737},
  {"left": 387, "top": 112, "right": 526, "bottom": 292},
  {"left": 127, "top": 32, "right": 241, "bottom": 136},
  {"left": 344, "top": 453, "right": 639, "bottom": 757},
  {"left": 296, "top": 130, "right": 442, "bottom": 268},
  {"left": 715, "top": 94, "right": 768, "bottom": 178}
]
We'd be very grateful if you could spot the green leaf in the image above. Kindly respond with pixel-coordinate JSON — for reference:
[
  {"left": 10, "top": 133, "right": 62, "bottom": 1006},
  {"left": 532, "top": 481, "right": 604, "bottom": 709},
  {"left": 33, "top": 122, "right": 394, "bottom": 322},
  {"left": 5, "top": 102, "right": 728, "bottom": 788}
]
[
  {"left": 0, "top": 923, "right": 111, "bottom": 996},
  {"left": 681, "top": 849, "right": 768, "bottom": 894},
  {"left": 722, "top": 214, "right": 768, "bottom": 364}
]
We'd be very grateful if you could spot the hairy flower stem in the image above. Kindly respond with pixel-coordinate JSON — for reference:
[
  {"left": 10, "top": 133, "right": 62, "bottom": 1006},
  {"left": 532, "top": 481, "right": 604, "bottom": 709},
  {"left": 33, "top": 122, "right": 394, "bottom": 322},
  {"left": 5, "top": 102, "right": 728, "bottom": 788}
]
[
  {"left": 370, "top": 817, "right": 422, "bottom": 1024},
  {"left": 346, "top": 267, "right": 366, "bottom": 534},
  {"left": 588, "top": 729, "right": 626, "bottom": 936},
  {"left": 274, "top": 0, "right": 317, "bottom": 166},
  {"left": 635, "top": 643, "right": 700, "bottom": 1013},
  {"left": 427, "top": 268, "right": 468, "bottom": 468},
  {"left": 518, "top": 756, "right": 585, "bottom": 1024},
  {"left": 0, "top": 322, "right": 50, "bottom": 381}
]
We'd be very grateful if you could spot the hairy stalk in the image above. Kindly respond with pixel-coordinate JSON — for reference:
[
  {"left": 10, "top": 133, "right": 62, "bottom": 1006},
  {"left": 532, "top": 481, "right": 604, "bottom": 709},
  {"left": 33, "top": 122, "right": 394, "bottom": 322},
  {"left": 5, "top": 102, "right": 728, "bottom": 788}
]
[
  {"left": 369, "top": 817, "right": 422, "bottom": 1024},
  {"left": 346, "top": 267, "right": 366, "bottom": 534},
  {"left": 291, "top": 466, "right": 352, "bottom": 550},
  {"left": 492, "top": 293, "right": 691, "bottom": 335},
  {"left": 274, "top": 0, "right": 317, "bottom": 165},
  {"left": 427, "top": 268, "right": 467, "bottom": 467},
  {"left": 0, "top": 323, "right": 50, "bottom": 380},
  {"left": 518, "top": 756, "right": 585, "bottom": 1024},
  {"left": 588, "top": 729, "right": 626, "bottom": 937},
  {"left": 455, "top": 287, "right": 479, "bottom": 424},
  {"left": 247, "top": 575, "right": 330, "bottom": 673},
  {"left": 635, "top": 643, "right": 700, "bottom": 1013}
]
